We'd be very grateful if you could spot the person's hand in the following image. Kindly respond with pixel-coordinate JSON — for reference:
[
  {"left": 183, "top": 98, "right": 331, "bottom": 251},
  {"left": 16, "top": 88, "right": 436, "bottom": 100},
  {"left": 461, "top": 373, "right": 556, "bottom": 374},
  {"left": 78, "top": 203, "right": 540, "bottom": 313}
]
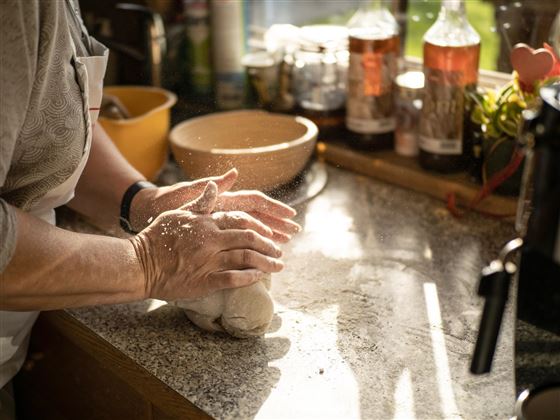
[
  {"left": 129, "top": 169, "right": 301, "bottom": 242},
  {"left": 129, "top": 182, "right": 285, "bottom": 301},
  {"left": 215, "top": 189, "right": 300, "bottom": 243}
]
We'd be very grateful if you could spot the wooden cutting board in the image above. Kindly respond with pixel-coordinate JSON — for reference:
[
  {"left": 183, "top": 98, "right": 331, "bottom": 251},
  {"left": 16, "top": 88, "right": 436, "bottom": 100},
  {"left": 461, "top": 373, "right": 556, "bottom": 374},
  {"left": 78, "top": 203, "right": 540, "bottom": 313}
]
[{"left": 316, "top": 141, "right": 518, "bottom": 221}]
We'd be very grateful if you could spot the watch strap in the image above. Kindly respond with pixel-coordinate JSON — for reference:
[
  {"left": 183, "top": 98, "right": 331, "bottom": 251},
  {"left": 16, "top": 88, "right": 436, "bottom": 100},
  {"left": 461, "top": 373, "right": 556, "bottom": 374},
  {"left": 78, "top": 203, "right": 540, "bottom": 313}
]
[{"left": 119, "top": 181, "right": 156, "bottom": 234}]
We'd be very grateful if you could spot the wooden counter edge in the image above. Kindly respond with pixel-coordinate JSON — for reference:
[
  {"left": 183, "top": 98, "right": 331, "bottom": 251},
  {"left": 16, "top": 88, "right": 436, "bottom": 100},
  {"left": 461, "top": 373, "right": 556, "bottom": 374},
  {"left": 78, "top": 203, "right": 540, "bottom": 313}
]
[{"left": 18, "top": 310, "right": 212, "bottom": 420}]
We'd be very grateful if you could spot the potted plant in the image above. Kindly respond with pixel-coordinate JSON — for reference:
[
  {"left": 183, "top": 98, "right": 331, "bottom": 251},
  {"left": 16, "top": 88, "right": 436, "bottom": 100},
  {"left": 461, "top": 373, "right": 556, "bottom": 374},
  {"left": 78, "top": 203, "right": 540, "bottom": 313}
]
[{"left": 468, "top": 43, "right": 560, "bottom": 196}]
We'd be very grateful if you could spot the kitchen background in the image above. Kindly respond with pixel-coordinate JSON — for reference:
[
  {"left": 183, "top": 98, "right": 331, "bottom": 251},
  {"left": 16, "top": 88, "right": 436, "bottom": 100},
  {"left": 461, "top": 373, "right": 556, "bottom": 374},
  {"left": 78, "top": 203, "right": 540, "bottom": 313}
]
[
  {"left": 78, "top": 0, "right": 557, "bottom": 95},
  {"left": 78, "top": 0, "right": 559, "bottom": 199},
  {"left": 10, "top": 1, "right": 559, "bottom": 418}
]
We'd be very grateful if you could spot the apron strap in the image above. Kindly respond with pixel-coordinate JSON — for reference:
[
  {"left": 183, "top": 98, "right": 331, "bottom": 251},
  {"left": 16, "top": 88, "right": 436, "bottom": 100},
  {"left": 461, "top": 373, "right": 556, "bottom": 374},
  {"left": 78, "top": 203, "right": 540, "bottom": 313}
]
[{"left": 65, "top": 0, "right": 94, "bottom": 55}]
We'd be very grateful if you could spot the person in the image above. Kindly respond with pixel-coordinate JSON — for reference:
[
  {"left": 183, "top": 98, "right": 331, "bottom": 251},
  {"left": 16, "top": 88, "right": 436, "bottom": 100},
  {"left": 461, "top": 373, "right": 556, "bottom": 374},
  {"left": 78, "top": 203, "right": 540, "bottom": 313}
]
[{"left": 0, "top": 0, "right": 300, "bottom": 415}]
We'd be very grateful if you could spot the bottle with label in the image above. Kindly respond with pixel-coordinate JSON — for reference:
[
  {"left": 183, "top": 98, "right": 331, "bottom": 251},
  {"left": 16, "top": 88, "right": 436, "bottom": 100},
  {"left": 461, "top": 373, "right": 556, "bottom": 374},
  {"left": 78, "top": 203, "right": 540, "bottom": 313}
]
[
  {"left": 346, "top": 0, "right": 400, "bottom": 151},
  {"left": 418, "top": 0, "right": 480, "bottom": 173}
]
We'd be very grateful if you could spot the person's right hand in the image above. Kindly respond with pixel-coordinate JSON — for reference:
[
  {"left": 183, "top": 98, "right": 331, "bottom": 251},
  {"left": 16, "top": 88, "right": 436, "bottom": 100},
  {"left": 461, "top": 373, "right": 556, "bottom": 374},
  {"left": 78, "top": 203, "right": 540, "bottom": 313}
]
[{"left": 129, "top": 182, "right": 284, "bottom": 301}]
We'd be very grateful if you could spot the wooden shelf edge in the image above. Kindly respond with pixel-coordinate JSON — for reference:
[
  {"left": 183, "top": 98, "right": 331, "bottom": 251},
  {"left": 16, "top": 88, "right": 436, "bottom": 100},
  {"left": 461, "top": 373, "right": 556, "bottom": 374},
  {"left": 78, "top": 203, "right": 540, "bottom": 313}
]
[{"left": 317, "top": 142, "right": 518, "bottom": 220}]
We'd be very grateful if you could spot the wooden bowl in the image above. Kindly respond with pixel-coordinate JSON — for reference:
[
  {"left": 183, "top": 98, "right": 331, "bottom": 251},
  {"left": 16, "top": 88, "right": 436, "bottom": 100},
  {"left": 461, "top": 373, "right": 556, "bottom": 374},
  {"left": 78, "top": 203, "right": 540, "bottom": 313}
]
[{"left": 169, "top": 110, "right": 318, "bottom": 191}]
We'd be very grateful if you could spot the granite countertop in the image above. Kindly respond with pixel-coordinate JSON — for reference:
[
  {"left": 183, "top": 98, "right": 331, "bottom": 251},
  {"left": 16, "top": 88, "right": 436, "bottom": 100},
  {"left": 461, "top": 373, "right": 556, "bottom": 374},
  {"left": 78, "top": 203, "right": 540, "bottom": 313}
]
[{"left": 62, "top": 165, "right": 518, "bottom": 419}]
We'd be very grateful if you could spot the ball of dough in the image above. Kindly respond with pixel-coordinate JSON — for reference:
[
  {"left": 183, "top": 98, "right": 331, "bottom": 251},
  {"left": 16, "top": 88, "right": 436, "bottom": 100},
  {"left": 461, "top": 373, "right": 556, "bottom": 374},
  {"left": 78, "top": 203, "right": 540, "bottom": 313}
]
[{"left": 172, "top": 273, "right": 273, "bottom": 338}]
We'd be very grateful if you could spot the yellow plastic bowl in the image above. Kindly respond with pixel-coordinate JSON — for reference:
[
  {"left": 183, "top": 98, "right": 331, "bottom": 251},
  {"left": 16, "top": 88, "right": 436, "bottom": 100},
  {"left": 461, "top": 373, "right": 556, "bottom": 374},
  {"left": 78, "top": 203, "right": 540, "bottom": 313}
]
[{"left": 99, "top": 86, "right": 177, "bottom": 181}]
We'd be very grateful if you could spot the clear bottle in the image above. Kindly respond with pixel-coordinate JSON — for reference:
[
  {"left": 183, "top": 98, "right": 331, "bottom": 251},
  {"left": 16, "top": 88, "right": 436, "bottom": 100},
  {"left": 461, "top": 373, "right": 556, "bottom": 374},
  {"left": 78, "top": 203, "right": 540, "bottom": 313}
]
[
  {"left": 418, "top": 0, "right": 480, "bottom": 173},
  {"left": 345, "top": 0, "right": 400, "bottom": 151}
]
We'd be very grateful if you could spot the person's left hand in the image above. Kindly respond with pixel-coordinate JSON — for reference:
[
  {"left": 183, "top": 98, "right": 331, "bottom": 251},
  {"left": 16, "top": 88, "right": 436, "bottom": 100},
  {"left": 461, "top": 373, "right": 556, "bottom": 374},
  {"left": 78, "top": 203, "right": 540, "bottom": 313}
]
[{"left": 129, "top": 169, "right": 301, "bottom": 242}]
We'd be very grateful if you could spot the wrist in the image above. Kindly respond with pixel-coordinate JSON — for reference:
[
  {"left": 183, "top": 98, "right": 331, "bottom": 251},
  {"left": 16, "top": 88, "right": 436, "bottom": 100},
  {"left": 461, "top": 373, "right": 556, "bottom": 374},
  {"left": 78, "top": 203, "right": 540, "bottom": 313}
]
[
  {"left": 128, "top": 186, "right": 158, "bottom": 232},
  {"left": 120, "top": 181, "right": 157, "bottom": 233},
  {"left": 127, "top": 235, "right": 152, "bottom": 300}
]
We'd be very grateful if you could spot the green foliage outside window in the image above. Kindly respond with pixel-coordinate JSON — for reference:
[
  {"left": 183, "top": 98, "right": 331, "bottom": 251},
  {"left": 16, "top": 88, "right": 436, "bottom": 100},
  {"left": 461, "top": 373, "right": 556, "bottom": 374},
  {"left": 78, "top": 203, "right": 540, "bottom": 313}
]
[
  {"left": 316, "top": 0, "right": 499, "bottom": 71},
  {"left": 405, "top": 0, "right": 498, "bottom": 71}
]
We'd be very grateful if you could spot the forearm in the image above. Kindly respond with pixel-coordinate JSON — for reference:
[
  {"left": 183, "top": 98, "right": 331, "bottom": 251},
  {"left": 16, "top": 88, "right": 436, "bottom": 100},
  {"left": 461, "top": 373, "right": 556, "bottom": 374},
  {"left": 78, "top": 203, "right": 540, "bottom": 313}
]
[
  {"left": 0, "top": 207, "right": 145, "bottom": 311},
  {"left": 68, "top": 124, "right": 146, "bottom": 229}
]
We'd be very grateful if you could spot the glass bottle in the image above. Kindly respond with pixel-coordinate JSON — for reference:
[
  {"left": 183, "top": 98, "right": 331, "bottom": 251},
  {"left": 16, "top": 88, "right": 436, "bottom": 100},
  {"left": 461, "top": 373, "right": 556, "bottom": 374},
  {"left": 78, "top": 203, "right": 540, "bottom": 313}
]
[
  {"left": 418, "top": 0, "right": 480, "bottom": 173},
  {"left": 345, "top": 0, "right": 400, "bottom": 151}
]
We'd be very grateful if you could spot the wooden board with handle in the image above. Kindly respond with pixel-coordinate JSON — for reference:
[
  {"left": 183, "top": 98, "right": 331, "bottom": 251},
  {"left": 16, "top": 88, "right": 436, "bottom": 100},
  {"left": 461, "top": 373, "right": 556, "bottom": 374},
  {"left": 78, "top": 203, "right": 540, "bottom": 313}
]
[{"left": 316, "top": 141, "right": 518, "bottom": 220}]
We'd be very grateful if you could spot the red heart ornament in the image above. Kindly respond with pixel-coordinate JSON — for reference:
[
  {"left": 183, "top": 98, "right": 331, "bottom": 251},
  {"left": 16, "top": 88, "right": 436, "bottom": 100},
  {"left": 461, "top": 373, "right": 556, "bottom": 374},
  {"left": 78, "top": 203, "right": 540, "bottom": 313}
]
[{"left": 511, "top": 43, "right": 554, "bottom": 87}]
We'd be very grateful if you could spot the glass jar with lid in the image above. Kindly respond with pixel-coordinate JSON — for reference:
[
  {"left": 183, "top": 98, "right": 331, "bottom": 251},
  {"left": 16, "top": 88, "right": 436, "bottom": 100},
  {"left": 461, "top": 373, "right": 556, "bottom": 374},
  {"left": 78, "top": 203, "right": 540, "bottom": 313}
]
[
  {"left": 394, "top": 71, "right": 424, "bottom": 157},
  {"left": 292, "top": 25, "right": 349, "bottom": 138}
]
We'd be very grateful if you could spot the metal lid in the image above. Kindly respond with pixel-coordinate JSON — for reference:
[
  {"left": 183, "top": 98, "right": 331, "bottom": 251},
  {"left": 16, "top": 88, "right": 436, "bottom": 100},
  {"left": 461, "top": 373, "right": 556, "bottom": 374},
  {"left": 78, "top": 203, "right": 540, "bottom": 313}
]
[
  {"left": 298, "top": 25, "right": 348, "bottom": 52},
  {"left": 241, "top": 51, "right": 275, "bottom": 69},
  {"left": 514, "top": 384, "right": 560, "bottom": 420},
  {"left": 395, "top": 71, "right": 425, "bottom": 90},
  {"left": 534, "top": 82, "right": 560, "bottom": 145}
]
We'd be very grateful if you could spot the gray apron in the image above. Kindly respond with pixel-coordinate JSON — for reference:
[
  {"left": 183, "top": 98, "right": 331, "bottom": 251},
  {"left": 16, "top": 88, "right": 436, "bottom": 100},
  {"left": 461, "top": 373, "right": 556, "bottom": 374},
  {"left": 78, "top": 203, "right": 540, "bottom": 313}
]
[{"left": 0, "top": 0, "right": 108, "bottom": 388}]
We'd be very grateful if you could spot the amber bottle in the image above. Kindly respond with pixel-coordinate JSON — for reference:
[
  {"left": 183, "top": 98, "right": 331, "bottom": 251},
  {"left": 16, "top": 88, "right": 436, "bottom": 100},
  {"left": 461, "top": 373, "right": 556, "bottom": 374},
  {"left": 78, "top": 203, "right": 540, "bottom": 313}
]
[
  {"left": 346, "top": 1, "right": 400, "bottom": 151},
  {"left": 418, "top": 0, "right": 480, "bottom": 172}
]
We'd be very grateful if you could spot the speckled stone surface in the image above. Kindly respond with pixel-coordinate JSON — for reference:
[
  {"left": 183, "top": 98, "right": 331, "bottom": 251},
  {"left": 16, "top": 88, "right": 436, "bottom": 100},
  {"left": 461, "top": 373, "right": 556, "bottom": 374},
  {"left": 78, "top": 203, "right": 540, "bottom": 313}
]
[
  {"left": 515, "top": 319, "right": 560, "bottom": 395},
  {"left": 64, "top": 166, "right": 520, "bottom": 419}
]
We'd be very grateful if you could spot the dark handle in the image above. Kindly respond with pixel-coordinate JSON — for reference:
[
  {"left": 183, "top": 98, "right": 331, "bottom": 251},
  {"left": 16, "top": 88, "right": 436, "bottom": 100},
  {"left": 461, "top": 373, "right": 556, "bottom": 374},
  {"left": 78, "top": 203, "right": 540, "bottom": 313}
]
[
  {"left": 470, "top": 262, "right": 515, "bottom": 374},
  {"left": 470, "top": 295, "right": 508, "bottom": 373}
]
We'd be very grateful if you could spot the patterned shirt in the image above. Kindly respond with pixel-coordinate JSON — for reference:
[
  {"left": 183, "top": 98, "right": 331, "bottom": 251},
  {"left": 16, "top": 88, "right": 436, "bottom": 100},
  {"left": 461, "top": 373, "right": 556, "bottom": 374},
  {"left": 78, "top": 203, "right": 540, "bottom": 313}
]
[{"left": 1, "top": 0, "right": 88, "bottom": 270}]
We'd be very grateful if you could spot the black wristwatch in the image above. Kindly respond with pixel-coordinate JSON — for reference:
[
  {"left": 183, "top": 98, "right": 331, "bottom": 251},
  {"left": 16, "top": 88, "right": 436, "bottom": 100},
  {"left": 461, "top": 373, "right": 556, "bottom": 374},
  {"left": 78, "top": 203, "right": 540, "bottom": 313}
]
[{"left": 119, "top": 181, "right": 157, "bottom": 234}]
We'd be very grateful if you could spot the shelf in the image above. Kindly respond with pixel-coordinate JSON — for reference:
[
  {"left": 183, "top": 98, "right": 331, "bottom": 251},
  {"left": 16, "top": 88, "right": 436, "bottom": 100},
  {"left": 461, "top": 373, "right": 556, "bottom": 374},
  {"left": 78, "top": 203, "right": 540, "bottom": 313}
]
[{"left": 317, "top": 141, "right": 518, "bottom": 220}]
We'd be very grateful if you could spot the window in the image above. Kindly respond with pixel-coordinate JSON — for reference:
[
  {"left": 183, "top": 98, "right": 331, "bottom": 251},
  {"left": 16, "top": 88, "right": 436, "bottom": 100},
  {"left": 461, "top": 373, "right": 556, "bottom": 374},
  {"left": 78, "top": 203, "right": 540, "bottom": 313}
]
[{"left": 248, "top": 0, "right": 560, "bottom": 72}]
